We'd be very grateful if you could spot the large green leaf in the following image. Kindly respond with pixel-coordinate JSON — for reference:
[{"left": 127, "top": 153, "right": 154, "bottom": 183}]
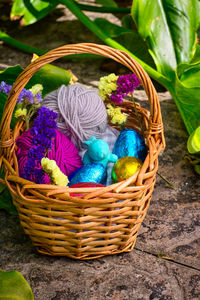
[
  {"left": 173, "top": 61, "right": 200, "bottom": 134},
  {"left": 11, "top": 0, "right": 59, "bottom": 26},
  {"left": 0, "top": 269, "right": 34, "bottom": 299},
  {"left": 0, "top": 63, "right": 71, "bottom": 97},
  {"left": 131, "top": 0, "right": 199, "bottom": 78},
  {"left": 94, "top": 18, "right": 156, "bottom": 68}
]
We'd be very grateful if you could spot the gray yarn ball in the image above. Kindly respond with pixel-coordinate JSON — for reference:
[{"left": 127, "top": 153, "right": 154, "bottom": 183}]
[{"left": 42, "top": 84, "right": 108, "bottom": 149}]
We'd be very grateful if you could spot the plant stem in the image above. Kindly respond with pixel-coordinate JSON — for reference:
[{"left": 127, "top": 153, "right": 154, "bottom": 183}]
[
  {"left": 0, "top": 30, "right": 101, "bottom": 60},
  {"left": 157, "top": 172, "right": 175, "bottom": 189},
  {"left": 131, "top": 94, "right": 144, "bottom": 136},
  {"left": 61, "top": 0, "right": 170, "bottom": 89},
  {"left": 0, "top": 31, "right": 46, "bottom": 56},
  {"left": 77, "top": 3, "right": 130, "bottom": 14}
]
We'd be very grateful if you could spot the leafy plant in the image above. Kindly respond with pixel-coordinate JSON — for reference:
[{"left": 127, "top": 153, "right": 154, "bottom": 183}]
[
  {"left": 0, "top": 269, "right": 34, "bottom": 299},
  {"left": 10, "top": 0, "right": 59, "bottom": 26}
]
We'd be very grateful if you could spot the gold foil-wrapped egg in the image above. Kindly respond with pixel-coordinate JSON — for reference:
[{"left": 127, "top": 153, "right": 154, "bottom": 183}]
[{"left": 112, "top": 156, "right": 142, "bottom": 182}]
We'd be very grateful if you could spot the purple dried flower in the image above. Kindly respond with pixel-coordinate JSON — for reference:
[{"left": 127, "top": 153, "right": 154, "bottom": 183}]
[
  {"left": 110, "top": 93, "right": 124, "bottom": 104},
  {"left": 17, "top": 89, "right": 34, "bottom": 104},
  {"left": 110, "top": 73, "right": 141, "bottom": 104},
  {"left": 0, "top": 81, "right": 40, "bottom": 104},
  {"left": 23, "top": 107, "right": 58, "bottom": 183},
  {"left": 0, "top": 81, "right": 12, "bottom": 95},
  {"left": 35, "top": 93, "right": 43, "bottom": 103},
  {"left": 28, "top": 146, "right": 44, "bottom": 161},
  {"left": 33, "top": 168, "right": 45, "bottom": 184},
  {"left": 31, "top": 107, "right": 57, "bottom": 151}
]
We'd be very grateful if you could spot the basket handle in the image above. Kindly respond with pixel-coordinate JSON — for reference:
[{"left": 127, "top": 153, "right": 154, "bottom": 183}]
[{"left": 0, "top": 43, "right": 165, "bottom": 155}]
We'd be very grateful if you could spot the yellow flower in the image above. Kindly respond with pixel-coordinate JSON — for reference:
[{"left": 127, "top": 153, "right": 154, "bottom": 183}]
[
  {"left": 29, "top": 84, "right": 43, "bottom": 96},
  {"left": 106, "top": 104, "right": 127, "bottom": 125},
  {"left": 31, "top": 53, "right": 39, "bottom": 62},
  {"left": 41, "top": 158, "right": 69, "bottom": 186},
  {"left": 14, "top": 107, "right": 27, "bottom": 119},
  {"left": 68, "top": 69, "right": 78, "bottom": 84},
  {"left": 98, "top": 73, "right": 118, "bottom": 100},
  {"left": 111, "top": 113, "right": 127, "bottom": 125}
]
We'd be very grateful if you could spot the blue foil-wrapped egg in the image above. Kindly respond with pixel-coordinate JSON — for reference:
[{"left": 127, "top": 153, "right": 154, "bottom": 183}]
[
  {"left": 69, "top": 163, "right": 107, "bottom": 186},
  {"left": 113, "top": 129, "right": 147, "bottom": 162}
]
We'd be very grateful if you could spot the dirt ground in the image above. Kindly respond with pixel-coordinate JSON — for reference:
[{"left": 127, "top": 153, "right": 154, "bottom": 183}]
[{"left": 0, "top": 2, "right": 200, "bottom": 300}]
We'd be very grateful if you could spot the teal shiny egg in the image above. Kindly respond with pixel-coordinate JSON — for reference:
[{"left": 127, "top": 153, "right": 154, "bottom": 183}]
[
  {"left": 69, "top": 163, "right": 106, "bottom": 186},
  {"left": 113, "top": 129, "right": 147, "bottom": 162}
]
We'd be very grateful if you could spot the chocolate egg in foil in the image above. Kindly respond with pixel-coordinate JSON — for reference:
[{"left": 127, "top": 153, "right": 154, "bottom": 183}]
[
  {"left": 69, "top": 163, "right": 106, "bottom": 186},
  {"left": 113, "top": 129, "right": 147, "bottom": 162},
  {"left": 112, "top": 156, "right": 142, "bottom": 182}
]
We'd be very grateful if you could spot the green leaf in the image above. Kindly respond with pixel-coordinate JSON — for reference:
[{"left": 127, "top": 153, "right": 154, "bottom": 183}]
[
  {"left": 0, "top": 65, "right": 24, "bottom": 85},
  {"left": 11, "top": 0, "right": 59, "bottom": 26},
  {"left": 31, "top": 63, "right": 72, "bottom": 97},
  {"left": 187, "top": 126, "right": 200, "bottom": 154},
  {"left": 0, "top": 269, "right": 34, "bottom": 299},
  {"left": 194, "top": 164, "right": 200, "bottom": 174},
  {"left": 95, "top": 18, "right": 133, "bottom": 36},
  {"left": 131, "top": 0, "right": 199, "bottom": 78},
  {"left": 174, "top": 61, "right": 200, "bottom": 134},
  {"left": 191, "top": 44, "right": 200, "bottom": 63},
  {"left": 116, "top": 33, "right": 156, "bottom": 68},
  {"left": 0, "top": 184, "right": 5, "bottom": 194},
  {"left": 0, "top": 188, "right": 18, "bottom": 215},
  {"left": 0, "top": 167, "right": 17, "bottom": 215},
  {"left": 94, "top": 18, "right": 156, "bottom": 68},
  {"left": 95, "top": 0, "right": 118, "bottom": 7},
  {"left": 177, "top": 61, "right": 200, "bottom": 87},
  {"left": 121, "top": 14, "right": 137, "bottom": 31}
]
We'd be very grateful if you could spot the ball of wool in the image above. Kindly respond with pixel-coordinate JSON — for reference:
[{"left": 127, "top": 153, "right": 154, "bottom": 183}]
[
  {"left": 16, "top": 129, "right": 83, "bottom": 184},
  {"left": 42, "top": 84, "right": 108, "bottom": 149}
]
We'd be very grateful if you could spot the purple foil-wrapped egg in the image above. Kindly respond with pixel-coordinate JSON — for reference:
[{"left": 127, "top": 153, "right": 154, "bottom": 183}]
[{"left": 113, "top": 129, "right": 147, "bottom": 162}]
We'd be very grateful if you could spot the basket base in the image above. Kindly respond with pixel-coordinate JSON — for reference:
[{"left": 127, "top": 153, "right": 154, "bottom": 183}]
[{"left": 35, "top": 238, "right": 137, "bottom": 260}]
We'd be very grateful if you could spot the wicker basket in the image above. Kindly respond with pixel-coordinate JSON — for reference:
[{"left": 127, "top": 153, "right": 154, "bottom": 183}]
[{"left": 0, "top": 43, "right": 165, "bottom": 259}]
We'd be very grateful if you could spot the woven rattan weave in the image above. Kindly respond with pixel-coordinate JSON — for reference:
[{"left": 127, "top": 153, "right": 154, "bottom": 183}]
[{"left": 0, "top": 43, "right": 165, "bottom": 259}]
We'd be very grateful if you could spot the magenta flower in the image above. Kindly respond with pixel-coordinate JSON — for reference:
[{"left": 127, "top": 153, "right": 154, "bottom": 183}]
[{"left": 110, "top": 74, "right": 141, "bottom": 104}]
